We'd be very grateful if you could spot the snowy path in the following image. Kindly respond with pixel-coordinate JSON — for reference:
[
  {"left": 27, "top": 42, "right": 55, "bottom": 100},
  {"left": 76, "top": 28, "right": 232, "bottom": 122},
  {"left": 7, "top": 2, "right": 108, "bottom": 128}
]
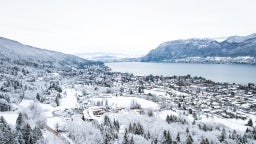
[{"left": 46, "top": 126, "right": 71, "bottom": 144}]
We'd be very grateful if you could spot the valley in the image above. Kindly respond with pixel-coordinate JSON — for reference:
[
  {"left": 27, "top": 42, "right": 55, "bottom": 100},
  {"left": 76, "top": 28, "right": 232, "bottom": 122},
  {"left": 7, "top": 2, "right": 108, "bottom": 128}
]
[{"left": 0, "top": 37, "right": 256, "bottom": 144}]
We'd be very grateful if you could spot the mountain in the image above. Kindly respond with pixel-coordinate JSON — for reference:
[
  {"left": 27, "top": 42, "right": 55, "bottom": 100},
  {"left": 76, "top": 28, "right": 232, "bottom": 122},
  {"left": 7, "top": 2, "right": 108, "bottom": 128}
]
[
  {"left": 141, "top": 33, "right": 256, "bottom": 64},
  {"left": 0, "top": 37, "right": 102, "bottom": 69},
  {"left": 75, "top": 52, "right": 142, "bottom": 63},
  {"left": 0, "top": 36, "right": 104, "bottom": 111}
]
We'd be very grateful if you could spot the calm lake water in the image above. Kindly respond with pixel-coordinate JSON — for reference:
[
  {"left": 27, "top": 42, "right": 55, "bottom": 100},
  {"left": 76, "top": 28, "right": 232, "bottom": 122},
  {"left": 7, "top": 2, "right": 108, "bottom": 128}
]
[{"left": 106, "top": 62, "right": 256, "bottom": 85}]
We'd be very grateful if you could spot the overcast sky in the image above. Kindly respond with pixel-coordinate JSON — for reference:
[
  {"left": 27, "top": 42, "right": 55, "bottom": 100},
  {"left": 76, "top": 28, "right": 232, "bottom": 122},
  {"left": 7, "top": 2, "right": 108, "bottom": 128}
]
[{"left": 1, "top": 0, "right": 256, "bottom": 56}]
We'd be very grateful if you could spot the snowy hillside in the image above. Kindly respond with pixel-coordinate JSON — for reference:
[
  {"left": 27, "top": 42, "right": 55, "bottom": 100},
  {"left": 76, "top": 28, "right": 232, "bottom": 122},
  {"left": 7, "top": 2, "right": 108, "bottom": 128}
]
[
  {"left": 0, "top": 37, "right": 102, "bottom": 68},
  {"left": 141, "top": 33, "right": 256, "bottom": 64},
  {"left": 0, "top": 37, "right": 256, "bottom": 144}
]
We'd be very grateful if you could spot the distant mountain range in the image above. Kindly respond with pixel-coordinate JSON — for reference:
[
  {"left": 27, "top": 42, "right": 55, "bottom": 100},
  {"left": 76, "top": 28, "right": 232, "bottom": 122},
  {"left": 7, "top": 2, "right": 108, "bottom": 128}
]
[
  {"left": 76, "top": 52, "right": 142, "bottom": 63},
  {"left": 141, "top": 33, "right": 256, "bottom": 64},
  {"left": 0, "top": 37, "right": 102, "bottom": 69}
]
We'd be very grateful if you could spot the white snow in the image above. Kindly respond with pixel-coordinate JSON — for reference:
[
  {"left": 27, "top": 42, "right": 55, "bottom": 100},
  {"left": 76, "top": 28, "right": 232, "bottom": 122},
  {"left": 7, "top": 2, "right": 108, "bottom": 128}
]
[
  {"left": 47, "top": 117, "right": 63, "bottom": 130},
  {"left": 144, "top": 88, "right": 166, "bottom": 97},
  {"left": 91, "top": 96, "right": 159, "bottom": 110},
  {"left": 19, "top": 99, "right": 34, "bottom": 107},
  {"left": 0, "top": 112, "right": 18, "bottom": 126},
  {"left": 201, "top": 115, "right": 248, "bottom": 132},
  {"left": 158, "top": 110, "right": 179, "bottom": 120},
  {"left": 57, "top": 89, "right": 77, "bottom": 110}
]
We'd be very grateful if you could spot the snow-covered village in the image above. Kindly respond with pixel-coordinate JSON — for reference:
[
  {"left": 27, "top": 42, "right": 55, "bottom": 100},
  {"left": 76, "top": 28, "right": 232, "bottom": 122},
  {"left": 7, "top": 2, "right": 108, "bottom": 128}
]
[
  {"left": 0, "top": 48, "right": 256, "bottom": 143},
  {"left": 2, "top": 1, "right": 256, "bottom": 144}
]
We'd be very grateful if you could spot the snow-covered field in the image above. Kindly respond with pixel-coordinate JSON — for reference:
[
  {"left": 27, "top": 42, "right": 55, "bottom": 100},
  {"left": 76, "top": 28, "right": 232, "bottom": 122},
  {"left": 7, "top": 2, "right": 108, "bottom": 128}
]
[
  {"left": 91, "top": 96, "right": 160, "bottom": 110},
  {"left": 0, "top": 112, "right": 18, "bottom": 126},
  {"left": 58, "top": 89, "right": 78, "bottom": 110},
  {"left": 11, "top": 88, "right": 79, "bottom": 130},
  {"left": 1, "top": 86, "right": 255, "bottom": 144},
  {"left": 144, "top": 88, "right": 166, "bottom": 97},
  {"left": 201, "top": 115, "right": 248, "bottom": 132}
]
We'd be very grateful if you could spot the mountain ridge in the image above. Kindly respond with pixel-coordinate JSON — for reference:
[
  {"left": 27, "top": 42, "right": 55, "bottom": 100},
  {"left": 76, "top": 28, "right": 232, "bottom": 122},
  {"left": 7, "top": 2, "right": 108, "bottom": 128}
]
[
  {"left": 0, "top": 36, "right": 103, "bottom": 69},
  {"left": 141, "top": 33, "right": 256, "bottom": 64}
]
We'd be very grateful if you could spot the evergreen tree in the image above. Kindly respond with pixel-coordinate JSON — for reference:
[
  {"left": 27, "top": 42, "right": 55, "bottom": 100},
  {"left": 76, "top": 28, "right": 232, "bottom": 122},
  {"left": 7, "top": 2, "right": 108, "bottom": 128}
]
[
  {"left": 202, "top": 124, "right": 207, "bottom": 131},
  {"left": 103, "top": 133, "right": 111, "bottom": 144},
  {"left": 113, "top": 119, "right": 120, "bottom": 131},
  {"left": 103, "top": 115, "right": 112, "bottom": 127},
  {"left": 186, "top": 128, "right": 189, "bottom": 136},
  {"left": 200, "top": 138, "right": 210, "bottom": 144},
  {"left": 23, "top": 124, "right": 33, "bottom": 144},
  {"left": 145, "top": 131, "right": 151, "bottom": 140},
  {"left": 0, "top": 116, "right": 15, "bottom": 144},
  {"left": 130, "top": 136, "right": 135, "bottom": 144},
  {"left": 167, "top": 131, "right": 172, "bottom": 144},
  {"left": 105, "top": 99, "right": 109, "bottom": 106},
  {"left": 55, "top": 96, "right": 60, "bottom": 106},
  {"left": 135, "top": 122, "right": 144, "bottom": 135},
  {"left": 123, "top": 129, "right": 129, "bottom": 144},
  {"left": 32, "top": 127, "right": 43, "bottom": 143},
  {"left": 16, "top": 113, "right": 24, "bottom": 131},
  {"left": 246, "top": 119, "right": 253, "bottom": 127},
  {"left": 128, "top": 123, "right": 133, "bottom": 133},
  {"left": 36, "top": 93, "right": 40, "bottom": 102},
  {"left": 231, "top": 130, "right": 237, "bottom": 140},
  {"left": 16, "top": 131, "right": 25, "bottom": 144},
  {"left": 186, "top": 135, "right": 193, "bottom": 144},
  {"left": 166, "top": 115, "right": 170, "bottom": 124},
  {"left": 163, "top": 130, "right": 167, "bottom": 142},
  {"left": 163, "top": 130, "right": 172, "bottom": 144},
  {"left": 252, "top": 127, "right": 256, "bottom": 140},
  {"left": 219, "top": 128, "right": 226, "bottom": 143},
  {"left": 82, "top": 115, "right": 85, "bottom": 121},
  {"left": 176, "top": 133, "right": 180, "bottom": 142}
]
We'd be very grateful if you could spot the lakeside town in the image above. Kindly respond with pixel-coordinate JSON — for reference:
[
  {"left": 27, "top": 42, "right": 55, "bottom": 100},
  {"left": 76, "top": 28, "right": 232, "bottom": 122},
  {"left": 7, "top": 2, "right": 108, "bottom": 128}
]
[{"left": 72, "top": 67, "right": 256, "bottom": 122}]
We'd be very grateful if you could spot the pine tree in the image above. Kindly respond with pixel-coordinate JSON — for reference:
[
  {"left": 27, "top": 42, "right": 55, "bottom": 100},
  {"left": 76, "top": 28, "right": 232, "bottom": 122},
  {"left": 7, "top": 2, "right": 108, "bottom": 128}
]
[
  {"left": 252, "top": 127, "right": 256, "bottom": 140},
  {"left": 186, "top": 135, "right": 193, "bottom": 144},
  {"left": 23, "top": 124, "right": 33, "bottom": 144},
  {"left": 103, "top": 115, "right": 112, "bottom": 127},
  {"left": 163, "top": 130, "right": 172, "bottom": 144},
  {"left": 231, "top": 130, "right": 237, "bottom": 140},
  {"left": 176, "top": 133, "right": 180, "bottom": 142},
  {"left": 167, "top": 131, "right": 172, "bottom": 144},
  {"left": 103, "top": 133, "right": 111, "bottom": 144},
  {"left": 0, "top": 116, "right": 15, "bottom": 144},
  {"left": 186, "top": 127, "right": 189, "bottom": 136},
  {"left": 123, "top": 129, "right": 129, "bottom": 144},
  {"left": 32, "top": 127, "right": 43, "bottom": 143},
  {"left": 128, "top": 123, "right": 133, "bottom": 133},
  {"left": 105, "top": 99, "right": 109, "bottom": 106},
  {"left": 16, "top": 131, "right": 25, "bottom": 144},
  {"left": 113, "top": 119, "right": 120, "bottom": 131},
  {"left": 145, "top": 131, "right": 151, "bottom": 140},
  {"left": 55, "top": 96, "right": 60, "bottom": 106},
  {"left": 16, "top": 113, "right": 24, "bottom": 131},
  {"left": 202, "top": 124, "right": 207, "bottom": 131},
  {"left": 135, "top": 122, "right": 144, "bottom": 135},
  {"left": 200, "top": 138, "right": 210, "bottom": 144},
  {"left": 219, "top": 128, "right": 226, "bottom": 142},
  {"left": 163, "top": 130, "right": 167, "bottom": 143},
  {"left": 36, "top": 93, "right": 40, "bottom": 102},
  {"left": 130, "top": 136, "right": 135, "bottom": 144},
  {"left": 166, "top": 115, "right": 170, "bottom": 124},
  {"left": 246, "top": 119, "right": 253, "bottom": 127}
]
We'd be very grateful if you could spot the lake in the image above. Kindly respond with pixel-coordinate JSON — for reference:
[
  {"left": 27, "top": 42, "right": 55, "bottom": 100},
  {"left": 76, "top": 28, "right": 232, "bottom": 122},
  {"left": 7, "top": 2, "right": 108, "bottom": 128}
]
[{"left": 106, "top": 62, "right": 256, "bottom": 85}]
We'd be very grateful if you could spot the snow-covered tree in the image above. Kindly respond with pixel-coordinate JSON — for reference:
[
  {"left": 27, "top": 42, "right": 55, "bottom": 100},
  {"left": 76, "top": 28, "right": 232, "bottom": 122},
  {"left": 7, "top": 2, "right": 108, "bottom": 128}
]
[
  {"left": 16, "top": 113, "right": 25, "bottom": 131},
  {"left": 246, "top": 119, "right": 253, "bottom": 127},
  {"left": 0, "top": 116, "right": 16, "bottom": 144}
]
